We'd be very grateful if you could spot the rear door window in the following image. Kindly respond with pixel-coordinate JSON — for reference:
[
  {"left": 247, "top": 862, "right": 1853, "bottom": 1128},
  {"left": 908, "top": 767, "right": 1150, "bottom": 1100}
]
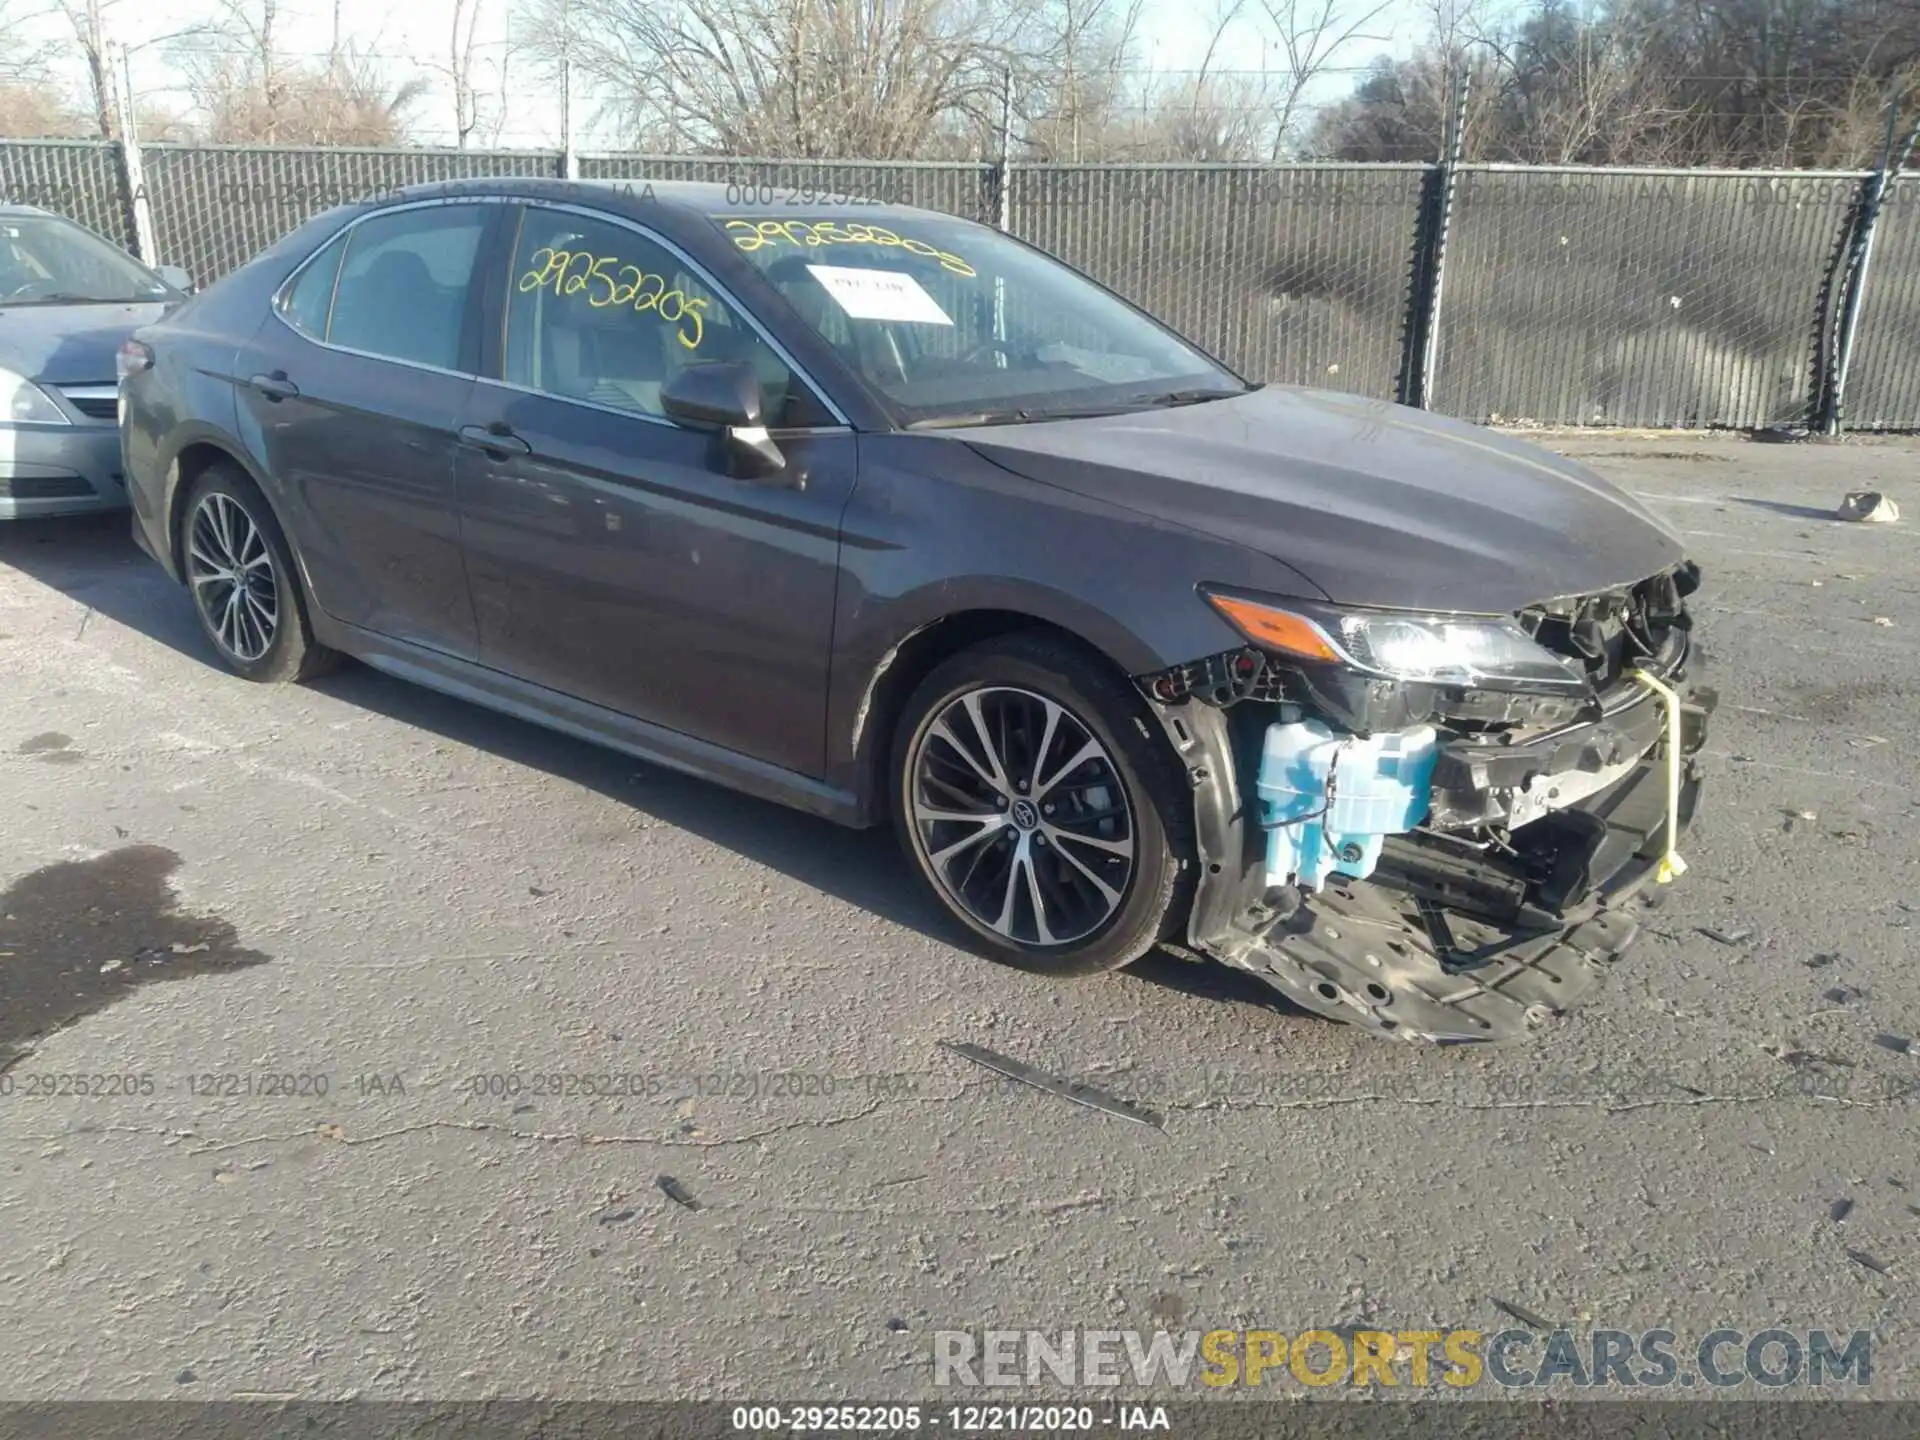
[{"left": 325, "top": 205, "right": 489, "bottom": 371}]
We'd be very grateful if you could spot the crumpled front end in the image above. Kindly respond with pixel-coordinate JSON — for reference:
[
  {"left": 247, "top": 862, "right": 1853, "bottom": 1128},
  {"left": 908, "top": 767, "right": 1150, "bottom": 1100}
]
[{"left": 1141, "top": 563, "right": 1714, "bottom": 1044}]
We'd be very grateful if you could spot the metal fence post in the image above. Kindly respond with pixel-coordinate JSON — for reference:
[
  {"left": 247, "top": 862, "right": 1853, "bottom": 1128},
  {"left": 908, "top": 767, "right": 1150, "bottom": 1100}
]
[
  {"left": 104, "top": 42, "right": 156, "bottom": 263},
  {"left": 992, "top": 65, "right": 1014, "bottom": 231},
  {"left": 560, "top": 56, "right": 579, "bottom": 181},
  {"left": 1396, "top": 166, "right": 1441, "bottom": 405},
  {"left": 1413, "top": 64, "right": 1470, "bottom": 410},
  {"left": 1824, "top": 96, "right": 1919, "bottom": 435}
]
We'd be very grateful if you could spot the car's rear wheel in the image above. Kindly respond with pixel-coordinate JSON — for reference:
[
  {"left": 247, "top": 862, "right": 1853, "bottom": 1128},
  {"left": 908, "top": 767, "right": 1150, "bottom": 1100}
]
[
  {"left": 181, "top": 466, "right": 337, "bottom": 683},
  {"left": 891, "top": 634, "right": 1193, "bottom": 976}
]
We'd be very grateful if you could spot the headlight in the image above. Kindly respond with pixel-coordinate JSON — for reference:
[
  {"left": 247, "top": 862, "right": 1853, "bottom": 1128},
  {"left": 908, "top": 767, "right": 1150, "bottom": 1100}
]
[
  {"left": 0, "top": 366, "right": 70, "bottom": 426},
  {"left": 1206, "top": 591, "right": 1589, "bottom": 693}
]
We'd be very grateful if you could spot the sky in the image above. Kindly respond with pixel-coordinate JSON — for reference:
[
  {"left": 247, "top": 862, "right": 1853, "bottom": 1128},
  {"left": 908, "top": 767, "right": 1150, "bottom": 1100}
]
[{"left": 29, "top": 0, "right": 1430, "bottom": 150}]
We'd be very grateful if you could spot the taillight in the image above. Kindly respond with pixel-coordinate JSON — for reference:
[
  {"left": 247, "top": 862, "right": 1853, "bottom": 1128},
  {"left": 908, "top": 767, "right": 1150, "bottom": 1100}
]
[{"left": 116, "top": 339, "right": 153, "bottom": 380}]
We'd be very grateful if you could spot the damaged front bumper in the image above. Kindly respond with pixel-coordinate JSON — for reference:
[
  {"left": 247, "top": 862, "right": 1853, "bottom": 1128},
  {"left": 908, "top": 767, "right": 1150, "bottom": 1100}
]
[{"left": 1144, "top": 621, "right": 1714, "bottom": 1045}]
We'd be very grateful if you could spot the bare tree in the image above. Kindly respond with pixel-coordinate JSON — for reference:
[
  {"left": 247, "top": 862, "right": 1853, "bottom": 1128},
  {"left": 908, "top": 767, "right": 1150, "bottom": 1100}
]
[
  {"left": 174, "top": 0, "right": 285, "bottom": 141},
  {"left": 1025, "top": 0, "right": 1393, "bottom": 161},
  {"left": 55, "top": 0, "right": 117, "bottom": 138},
  {"left": 523, "top": 0, "right": 1039, "bottom": 157},
  {"left": 1260, "top": 0, "right": 1394, "bottom": 156},
  {"left": 448, "top": 0, "right": 487, "bottom": 148},
  {"left": 0, "top": 86, "right": 79, "bottom": 136},
  {"left": 176, "top": 0, "right": 426, "bottom": 144},
  {"left": 0, "top": 0, "right": 76, "bottom": 136},
  {"left": 236, "top": 0, "right": 281, "bottom": 140},
  {"left": 1317, "top": 0, "right": 1920, "bottom": 166},
  {"left": 0, "top": 0, "right": 55, "bottom": 85},
  {"left": 1135, "top": 70, "right": 1275, "bottom": 159},
  {"left": 1154, "top": 0, "right": 1283, "bottom": 161},
  {"left": 130, "top": 99, "right": 197, "bottom": 141},
  {"left": 485, "top": 22, "right": 513, "bottom": 146},
  {"left": 421, "top": 0, "right": 496, "bottom": 146},
  {"left": 1473, "top": 1, "right": 1691, "bottom": 162},
  {"left": 1014, "top": 0, "right": 1144, "bottom": 160}
]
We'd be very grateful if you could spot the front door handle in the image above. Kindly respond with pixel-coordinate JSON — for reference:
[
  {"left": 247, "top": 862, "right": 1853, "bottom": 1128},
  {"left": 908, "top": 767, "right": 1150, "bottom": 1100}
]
[
  {"left": 457, "top": 422, "right": 531, "bottom": 459},
  {"left": 249, "top": 371, "right": 298, "bottom": 402}
]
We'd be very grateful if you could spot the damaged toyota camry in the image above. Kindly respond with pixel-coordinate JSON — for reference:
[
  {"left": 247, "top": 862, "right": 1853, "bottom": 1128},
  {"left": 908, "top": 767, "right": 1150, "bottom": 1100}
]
[{"left": 120, "top": 178, "right": 1712, "bottom": 1043}]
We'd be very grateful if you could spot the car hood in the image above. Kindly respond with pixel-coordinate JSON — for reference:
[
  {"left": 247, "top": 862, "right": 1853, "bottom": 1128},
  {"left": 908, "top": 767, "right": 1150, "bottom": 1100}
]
[
  {"left": 0, "top": 300, "right": 174, "bottom": 384},
  {"left": 958, "top": 386, "right": 1687, "bottom": 614}
]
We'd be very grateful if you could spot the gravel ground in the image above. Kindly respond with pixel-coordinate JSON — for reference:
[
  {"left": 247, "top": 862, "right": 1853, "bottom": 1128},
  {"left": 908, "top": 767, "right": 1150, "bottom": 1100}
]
[{"left": 0, "top": 433, "right": 1915, "bottom": 1403}]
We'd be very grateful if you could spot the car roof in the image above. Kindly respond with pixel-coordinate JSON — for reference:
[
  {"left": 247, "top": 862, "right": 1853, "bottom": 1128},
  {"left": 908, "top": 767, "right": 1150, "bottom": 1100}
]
[{"left": 375, "top": 176, "right": 980, "bottom": 232}]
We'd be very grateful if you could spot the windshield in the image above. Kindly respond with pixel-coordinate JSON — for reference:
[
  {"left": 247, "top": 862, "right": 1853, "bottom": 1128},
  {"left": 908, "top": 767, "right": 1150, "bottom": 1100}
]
[
  {"left": 0, "top": 215, "right": 172, "bottom": 305},
  {"left": 716, "top": 213, "right": 1246, "bottom": 426}
]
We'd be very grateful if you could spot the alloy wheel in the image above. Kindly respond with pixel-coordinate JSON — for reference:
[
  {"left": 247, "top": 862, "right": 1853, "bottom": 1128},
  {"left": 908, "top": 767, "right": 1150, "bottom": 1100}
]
[
  {"left": 187, "top": 492, "right": 279, "bottom": 662},
  {"left": 908, "top": 685, "right": 1136, "bottom": 947}
]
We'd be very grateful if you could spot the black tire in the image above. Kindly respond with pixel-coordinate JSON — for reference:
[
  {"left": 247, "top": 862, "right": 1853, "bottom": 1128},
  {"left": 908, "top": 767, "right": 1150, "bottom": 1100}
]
[
  {"left": 179, "top": 464, "right": 339, "bottom": 683},
  {"left": 890, "top": 633, "right": 1194, "bottom": 976}
]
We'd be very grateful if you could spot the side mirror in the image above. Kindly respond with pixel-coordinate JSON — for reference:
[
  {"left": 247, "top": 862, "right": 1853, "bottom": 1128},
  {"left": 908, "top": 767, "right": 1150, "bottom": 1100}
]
[
  {"left": 154, "top": 264, "right": 194, "bottom": 294},
  {"left": 660, "top": 360, "right": 786, "bottom": 481}
]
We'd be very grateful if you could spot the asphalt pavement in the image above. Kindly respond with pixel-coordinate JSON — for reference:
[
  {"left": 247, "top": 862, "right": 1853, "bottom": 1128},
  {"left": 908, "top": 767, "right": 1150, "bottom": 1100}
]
[{"left": 0, "top": 433, "right": 1915, "bottom": 1401}]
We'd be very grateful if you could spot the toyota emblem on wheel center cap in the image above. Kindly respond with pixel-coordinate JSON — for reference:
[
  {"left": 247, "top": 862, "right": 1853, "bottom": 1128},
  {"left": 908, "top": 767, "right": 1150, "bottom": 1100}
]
[{"left": 1011, "top": 798, "right": 1040, "bottom": 830}]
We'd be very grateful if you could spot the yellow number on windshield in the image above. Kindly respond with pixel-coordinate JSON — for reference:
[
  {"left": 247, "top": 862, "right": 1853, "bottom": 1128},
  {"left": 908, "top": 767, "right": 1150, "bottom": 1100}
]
[{"left": 719, "top": 217, "right": 976, "bottom": 276}]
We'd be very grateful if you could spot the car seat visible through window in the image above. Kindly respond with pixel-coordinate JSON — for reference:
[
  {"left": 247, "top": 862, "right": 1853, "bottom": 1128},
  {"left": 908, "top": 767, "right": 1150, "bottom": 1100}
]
[
  {"left": 538, "top": 300, "right": 671, "bottom": 416},
  {"left": 336, "top": 248, "right": 462, "bottom": 369}
]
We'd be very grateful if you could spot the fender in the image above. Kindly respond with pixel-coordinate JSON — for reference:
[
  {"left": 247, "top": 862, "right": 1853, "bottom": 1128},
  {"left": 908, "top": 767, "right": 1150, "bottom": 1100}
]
[
  {"left": 821, "top": 435, "right": 1313, "bottom": 823},
  {"left": 826, "top": 573, "right": 1248, "bottom": 823},
  {"left": 149, "top": 422, "right": 325, "bottom": 616},
  {"left": 155, "top": 423, "right": 265, "bottom": 548}
]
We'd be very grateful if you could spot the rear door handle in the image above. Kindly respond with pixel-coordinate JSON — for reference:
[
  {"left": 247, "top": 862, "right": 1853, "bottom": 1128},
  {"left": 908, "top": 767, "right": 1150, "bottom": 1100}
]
[
  {"left": 458, "top": 423, "right": 531, "bottom": 458},
  {"left": 249, "top": 371, "right": 298, "bottom": 402}
]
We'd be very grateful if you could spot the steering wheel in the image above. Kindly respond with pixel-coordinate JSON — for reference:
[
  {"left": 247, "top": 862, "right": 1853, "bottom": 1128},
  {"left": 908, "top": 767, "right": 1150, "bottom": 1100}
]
[{"left": 0, "top": 278, "right": 46, "bottom": 302}]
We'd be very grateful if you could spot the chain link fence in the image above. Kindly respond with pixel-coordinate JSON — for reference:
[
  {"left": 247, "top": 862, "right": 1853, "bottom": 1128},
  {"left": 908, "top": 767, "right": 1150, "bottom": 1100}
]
[
  {"left": 2, "top": 138, "right": 1916, "bottom": 430},
  {"left": 140, "top": 144, "right": 567, "bottom": 281},
  {"left": 1011, "top": 165, "right": 1427, "bottom": 403},
  {"left": 0, "top": 140, "right": 139, "bottom": 251},
  {"left": 1842, "top": 174, "right": 1920, "bottom": 431},
  {"left": 1431, "top": 168, "right": 1863, "bottom": 429}
]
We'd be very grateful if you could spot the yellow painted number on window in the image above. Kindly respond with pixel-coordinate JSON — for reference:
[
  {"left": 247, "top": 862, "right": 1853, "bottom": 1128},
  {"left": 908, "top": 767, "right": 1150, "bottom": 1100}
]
[
  {"left": 720, "top": 217, "right": 975, "bottom": 277},
  {"left": 513, "top": 248, "right": 708, "bottom": 349},
  {"left": 586, "top": 255, "right": 620, "bottom": 307},
  {"left": 677, "top": 297, "right": 706, "bottom": 350}
]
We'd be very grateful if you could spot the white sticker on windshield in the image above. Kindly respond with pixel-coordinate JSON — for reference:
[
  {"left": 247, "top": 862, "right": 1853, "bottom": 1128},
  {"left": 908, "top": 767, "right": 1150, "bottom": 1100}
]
[{"left": 805, "top": 264, "right": 953, "bottom": 325}]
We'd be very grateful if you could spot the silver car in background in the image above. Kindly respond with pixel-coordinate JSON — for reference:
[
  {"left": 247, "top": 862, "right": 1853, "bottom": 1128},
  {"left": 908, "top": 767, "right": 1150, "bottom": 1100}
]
[{"left": 0, "top": 205, "right": 189, "bottom": 519}]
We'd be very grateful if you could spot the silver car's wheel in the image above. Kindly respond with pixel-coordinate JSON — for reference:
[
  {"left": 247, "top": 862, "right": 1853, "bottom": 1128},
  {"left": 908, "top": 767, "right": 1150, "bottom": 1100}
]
[
  {"left": 187, "top": 491, "right": 279, "bottom": 663},
  {"left": 906, "top": 685, "right": 1136, "bottom": 948}
]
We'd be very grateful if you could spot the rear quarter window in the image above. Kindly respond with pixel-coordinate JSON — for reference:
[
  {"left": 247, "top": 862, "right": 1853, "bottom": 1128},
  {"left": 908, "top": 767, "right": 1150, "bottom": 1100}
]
[{"left": 277, "top": 231, "right": 348, "bottom": 339}]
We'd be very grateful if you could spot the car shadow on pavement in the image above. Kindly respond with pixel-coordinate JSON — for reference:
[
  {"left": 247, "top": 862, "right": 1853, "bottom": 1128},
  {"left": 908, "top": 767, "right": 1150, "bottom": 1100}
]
[
  {"left": 0, "top": 511, "right": 211, "bottom": 659},
  {"left": 309, "top": 658, "right": 1298, "bottom": 1022},
  {"left": 0, "top": 513, "right": 1304, "bottom": 1025}
]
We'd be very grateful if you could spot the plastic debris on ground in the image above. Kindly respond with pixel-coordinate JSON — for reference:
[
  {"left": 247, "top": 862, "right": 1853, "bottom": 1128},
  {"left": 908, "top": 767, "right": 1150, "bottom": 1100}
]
[{"left": 1836, "top": 491, "right": 1899, "bottom": 523}]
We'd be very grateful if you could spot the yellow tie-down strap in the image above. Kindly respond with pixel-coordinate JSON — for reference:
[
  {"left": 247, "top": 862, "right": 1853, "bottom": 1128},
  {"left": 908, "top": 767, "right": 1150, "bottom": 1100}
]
[{"left": 1630, "top": 669, "right": 1688, "bottom": 883}]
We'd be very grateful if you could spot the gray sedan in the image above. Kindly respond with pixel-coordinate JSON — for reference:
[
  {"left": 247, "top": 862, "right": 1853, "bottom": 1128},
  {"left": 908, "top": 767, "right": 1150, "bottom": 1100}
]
[
  {"left": 0, "top": 205, "right": 188, "bottom": 519},
  {"left": 119, "top": 179, "right": 1713, "bottom": 1044}
]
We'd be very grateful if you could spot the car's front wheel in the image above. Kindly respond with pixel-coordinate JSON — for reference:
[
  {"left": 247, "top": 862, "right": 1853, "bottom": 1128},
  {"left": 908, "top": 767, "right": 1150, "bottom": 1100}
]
[
  {"left": 181, "top": 465, "right": 337, "bottom": 683},
  {"left": 891, "top": 634, "right": 1193, "bottom": 977}
]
